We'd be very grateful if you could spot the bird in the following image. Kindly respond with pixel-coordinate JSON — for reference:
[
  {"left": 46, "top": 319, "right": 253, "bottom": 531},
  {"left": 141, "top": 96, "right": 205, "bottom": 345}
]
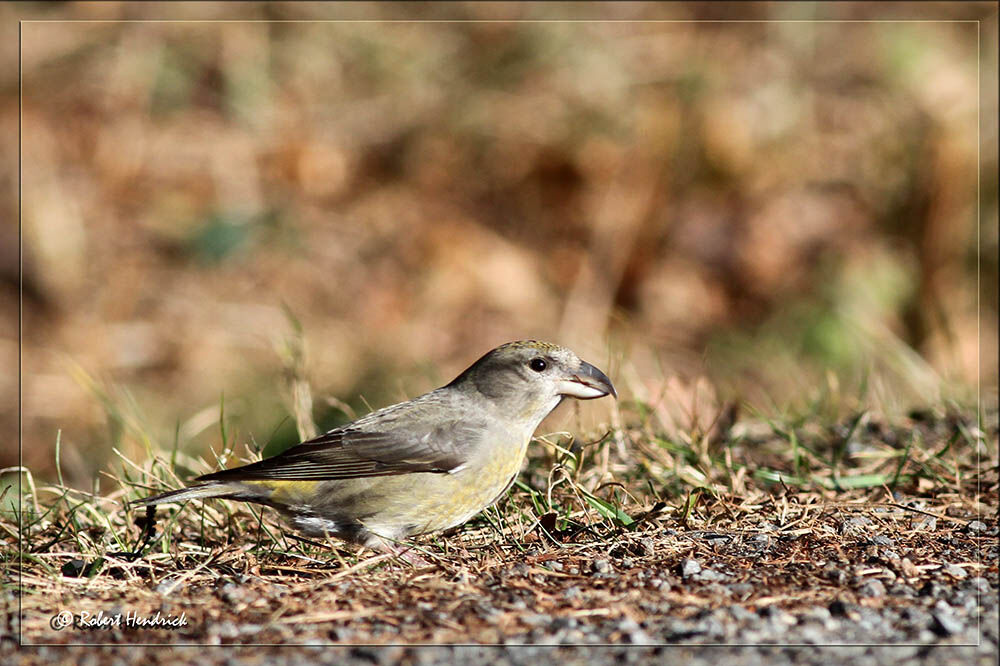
[{"left": 134, "top": 340, "right": 616, "bottom": 561}]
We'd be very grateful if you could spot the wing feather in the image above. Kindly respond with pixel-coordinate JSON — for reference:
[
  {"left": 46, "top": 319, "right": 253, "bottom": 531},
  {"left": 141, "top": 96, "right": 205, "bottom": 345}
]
[{"left": 196, "top": 419, "right": 476, "bottom": 483}]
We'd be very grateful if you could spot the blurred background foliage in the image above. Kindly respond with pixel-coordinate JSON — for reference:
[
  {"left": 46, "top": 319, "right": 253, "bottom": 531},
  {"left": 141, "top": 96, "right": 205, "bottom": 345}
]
[{"left": 4, "top": 2, "right": 997, "bottom": 488}]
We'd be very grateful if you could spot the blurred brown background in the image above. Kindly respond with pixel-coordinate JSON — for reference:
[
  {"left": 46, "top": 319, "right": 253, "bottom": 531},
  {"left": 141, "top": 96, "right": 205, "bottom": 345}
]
[{"left": 4, "top": 2, "right": 997, "bottom": 489}]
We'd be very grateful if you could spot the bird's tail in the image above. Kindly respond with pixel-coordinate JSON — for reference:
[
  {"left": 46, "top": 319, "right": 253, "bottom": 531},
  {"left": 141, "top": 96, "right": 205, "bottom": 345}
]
[{"left": 131, "top": 481, "right": 244, "bottom": 508}]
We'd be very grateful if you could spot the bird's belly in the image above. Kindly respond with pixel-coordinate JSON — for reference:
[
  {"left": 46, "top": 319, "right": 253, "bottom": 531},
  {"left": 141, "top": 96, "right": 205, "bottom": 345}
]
[{"left": 311, "top": 444, "right": 527, "bottom": 541}]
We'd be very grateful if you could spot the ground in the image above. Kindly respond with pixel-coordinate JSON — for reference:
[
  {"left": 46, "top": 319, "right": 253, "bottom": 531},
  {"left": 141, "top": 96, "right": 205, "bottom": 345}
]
[{"left": 3, "top": 406, "right": 997, "bottom": 664}]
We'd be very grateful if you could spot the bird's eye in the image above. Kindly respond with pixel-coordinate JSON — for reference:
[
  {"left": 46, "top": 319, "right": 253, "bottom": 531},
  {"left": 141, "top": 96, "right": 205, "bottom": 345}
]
[{"left": 529, "top": 357, "right": 548, "bottom": 372}]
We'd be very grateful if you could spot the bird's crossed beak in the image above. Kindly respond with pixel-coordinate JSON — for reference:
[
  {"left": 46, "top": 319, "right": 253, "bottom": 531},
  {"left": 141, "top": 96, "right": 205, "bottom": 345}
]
[{"left": 558, "top": 360, "right": 618, "bottom": 400}]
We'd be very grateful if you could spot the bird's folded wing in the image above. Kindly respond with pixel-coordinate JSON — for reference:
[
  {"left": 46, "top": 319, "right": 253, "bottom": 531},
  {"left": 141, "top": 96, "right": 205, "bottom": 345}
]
[{"left": 195, "top": 423, "right": 474, "bottom": 482}]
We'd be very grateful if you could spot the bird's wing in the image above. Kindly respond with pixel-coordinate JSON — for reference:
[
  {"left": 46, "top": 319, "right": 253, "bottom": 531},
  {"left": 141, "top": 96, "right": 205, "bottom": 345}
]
[{"left": 195, "top": 421, "right": 476, "bottom": 483}]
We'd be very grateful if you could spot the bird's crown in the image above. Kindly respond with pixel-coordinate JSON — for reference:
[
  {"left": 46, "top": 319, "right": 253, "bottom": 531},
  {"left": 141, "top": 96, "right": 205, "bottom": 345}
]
[{"left": 494, "top": 340, "right": 563, "bottom": 353}]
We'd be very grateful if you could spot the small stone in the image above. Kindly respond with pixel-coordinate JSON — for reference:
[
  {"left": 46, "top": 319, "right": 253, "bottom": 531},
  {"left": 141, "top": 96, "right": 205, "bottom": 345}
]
[
  {"left": 966, "top": 520, "right": 988, "bottom": 533},
  {"left": 692, "top": 614, "right": 727, "bottom": 640},
  {"left": 521, "top": 614, "right": 551, "bottom": 628},
  {"left": 617, "top": 618, "right": 655, "bottom": 645},
  {"left": 703, "top": 533, "right": 731, "bottom": 545},
  {"left": 551, "top": 617, "right": 577, "bottom": 630},
  {"left": 695, "top": 568, "right": 729, "bottom": 582},
  {"left": 327, "top": 627, "right": 353, "bottom": 642},
  {"left": 953, "top": 591, "right": 979, "bottom": 613},
  {"left": 798, "top": 625, "right": 827, "bottom": 644},
  {"left": 680, "top": 559, "right": 702, "bottom": 578},
  {"left": 901, "top": 606, "right": 932, "bottom": 627},
  {"left": 942, "top": 563, "right": 967, "bottom": 580},
  {"left": 889, "top": 583, "right": 917, "bottom": 597},
  {"left": 219, "top": 583, "right": 251, "bottom": 606},
  {"left": 858, "top": 579, "right": 887, "bottom": 598},
  {"left": 839, "top": 516, "right": 873, "bottom": 535},
  {"left": 728, "top": 605, "right": 756, "bottom": 623},
  {"left": 758, "top": 606, "right": 794, "bottom": 625},
  {"left": 477, "top": 605, "right": 503, "bottom": 625},
  {"left": 912, "top": 516, "right": 937, "bottom": 531},
  {"left": 872, "top": 535, "right": 894, "bottom": 546},
  {"left": 628, "top": 629, "right": 657, "bottom": 645},
  {"left": 856, "top": 606, "right": 886, "bottom": 632},
  {"left": 933, "top": 599, "right": 956, "bottom": 614},
  {"left": 930, "top": 609, "right": 964, "bottom": 637},
  {"left": 215, "top": 621, "right": 239, "bottom": 639},
  {"left": 966, "top": 577, "right": 991, "bottom": 593},
  {"left": 591, "top": 559, "right": 611, "bottom": 574},
  {"left": 799, "top": 607, "right": 832, "bottom": 623},
  {"left": 728, "top": 583, "right": 754, "bottom": 599},
  {"left": 822, "top": 565, "right": 848, "bottom": 585}
]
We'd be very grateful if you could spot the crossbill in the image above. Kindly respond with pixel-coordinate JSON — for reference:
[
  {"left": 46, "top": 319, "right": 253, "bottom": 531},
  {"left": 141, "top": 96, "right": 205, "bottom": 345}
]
[{"left": 135, "top": 340, "right": 616, "bottom": 558}]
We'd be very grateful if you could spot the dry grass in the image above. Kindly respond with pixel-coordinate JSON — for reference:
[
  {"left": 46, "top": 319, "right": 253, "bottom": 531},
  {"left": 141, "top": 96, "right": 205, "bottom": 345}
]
[{"left": 5, "top": 379, "right": 996, "bottom": 645}]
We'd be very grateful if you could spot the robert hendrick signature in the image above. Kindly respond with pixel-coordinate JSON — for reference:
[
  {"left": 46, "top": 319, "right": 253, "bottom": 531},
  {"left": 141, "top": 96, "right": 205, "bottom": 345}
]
[{"left": 50, "top": 609, "right": 188, "bottom": 631}]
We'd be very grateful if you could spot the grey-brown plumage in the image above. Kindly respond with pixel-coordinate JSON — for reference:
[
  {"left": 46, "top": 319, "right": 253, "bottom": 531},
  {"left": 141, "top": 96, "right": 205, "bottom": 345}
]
[{"left": 135, "top": 340, "right": 616, "bottom": 554}]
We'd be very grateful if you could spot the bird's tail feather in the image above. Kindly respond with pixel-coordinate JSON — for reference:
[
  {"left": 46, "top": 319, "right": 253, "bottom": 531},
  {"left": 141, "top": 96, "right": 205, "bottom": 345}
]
[{"left": 131, "top": 482, "right": 242, "bottom": 508}]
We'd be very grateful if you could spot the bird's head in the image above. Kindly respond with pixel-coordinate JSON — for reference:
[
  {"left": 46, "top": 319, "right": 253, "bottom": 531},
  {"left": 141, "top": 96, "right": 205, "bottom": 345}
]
[{"left": 449, "top": 340, "right": 617, "bottom": 424}]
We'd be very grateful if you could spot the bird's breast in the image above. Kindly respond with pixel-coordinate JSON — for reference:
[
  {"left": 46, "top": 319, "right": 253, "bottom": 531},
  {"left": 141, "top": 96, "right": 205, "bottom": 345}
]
[{"left": 337, "top": 431, "right": 532, "bottom": 540}]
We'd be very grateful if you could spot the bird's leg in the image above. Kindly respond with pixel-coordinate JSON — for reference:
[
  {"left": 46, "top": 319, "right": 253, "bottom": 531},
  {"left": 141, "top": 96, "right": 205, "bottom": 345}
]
[
  {"left": 368, "top": 536, "right": 432, "bottom": 567},
  {"left": 393, "top": 545, "right": 432, "bottom": 567}
]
